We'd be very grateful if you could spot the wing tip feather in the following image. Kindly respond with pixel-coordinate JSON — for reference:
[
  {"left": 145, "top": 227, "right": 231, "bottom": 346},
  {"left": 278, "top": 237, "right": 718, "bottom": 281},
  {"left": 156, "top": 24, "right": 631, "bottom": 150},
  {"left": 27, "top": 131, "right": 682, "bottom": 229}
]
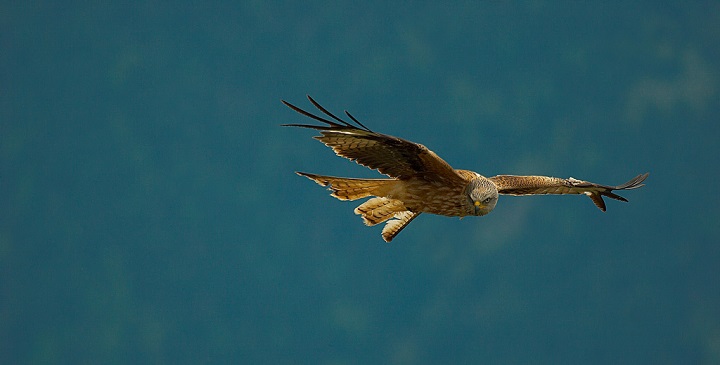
[
  {"left": 593, "top": 172, "right": 648, "bottom": 210},
  {"left": 617, "top": 172, "right": 649, "bottom": 190},
  {"left": 282, "top": 96, "right": 372, "bottom": 132},
  {"left": 587, "top": 192, "right": 607, "bottom": 211}
]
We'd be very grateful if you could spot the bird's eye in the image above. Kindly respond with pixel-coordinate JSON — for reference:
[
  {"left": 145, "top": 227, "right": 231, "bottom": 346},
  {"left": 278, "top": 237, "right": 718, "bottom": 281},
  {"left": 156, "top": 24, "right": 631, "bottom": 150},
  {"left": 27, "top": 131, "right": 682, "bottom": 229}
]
[{"left": 484, "top": 197, "right": 493, "bottom": 204}]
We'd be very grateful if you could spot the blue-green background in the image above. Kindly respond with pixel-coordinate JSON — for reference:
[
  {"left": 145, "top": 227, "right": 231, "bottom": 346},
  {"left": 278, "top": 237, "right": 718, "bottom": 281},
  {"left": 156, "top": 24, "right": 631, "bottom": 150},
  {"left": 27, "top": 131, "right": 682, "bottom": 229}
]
[{"left": 2, "top": 2, "right": 719, "bottom": 364}]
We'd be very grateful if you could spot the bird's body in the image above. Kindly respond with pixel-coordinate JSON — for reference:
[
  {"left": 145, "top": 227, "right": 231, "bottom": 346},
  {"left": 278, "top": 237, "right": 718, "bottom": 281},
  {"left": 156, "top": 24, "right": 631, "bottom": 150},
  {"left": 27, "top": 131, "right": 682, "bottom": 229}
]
[{"left": 283, "top": 96, "right": 648, "bottom": 242}]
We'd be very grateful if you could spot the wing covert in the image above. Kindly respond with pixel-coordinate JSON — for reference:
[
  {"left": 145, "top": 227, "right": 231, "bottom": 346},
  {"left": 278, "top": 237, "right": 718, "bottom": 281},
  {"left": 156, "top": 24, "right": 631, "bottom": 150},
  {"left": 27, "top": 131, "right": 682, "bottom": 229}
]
[
  {"left": 282, "top": 96, "right": 461, "bottom": 181},
  {"left": 489, "top": 173, "right": 648, "bottom": 211}
]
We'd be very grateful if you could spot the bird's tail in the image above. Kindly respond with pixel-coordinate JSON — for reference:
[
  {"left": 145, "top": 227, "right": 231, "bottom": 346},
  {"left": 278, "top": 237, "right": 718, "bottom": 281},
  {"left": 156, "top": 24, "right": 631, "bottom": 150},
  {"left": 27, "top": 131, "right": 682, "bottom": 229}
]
[{"left": 296, "top": 172, "right": 398, "bottom": 201}]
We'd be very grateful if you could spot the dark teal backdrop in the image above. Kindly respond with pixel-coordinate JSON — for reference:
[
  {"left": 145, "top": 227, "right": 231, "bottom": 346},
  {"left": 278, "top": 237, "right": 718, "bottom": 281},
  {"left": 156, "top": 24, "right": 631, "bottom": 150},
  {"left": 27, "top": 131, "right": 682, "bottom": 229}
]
[{"left": 2, "top": 2, "right": 719, "bottom": 364}]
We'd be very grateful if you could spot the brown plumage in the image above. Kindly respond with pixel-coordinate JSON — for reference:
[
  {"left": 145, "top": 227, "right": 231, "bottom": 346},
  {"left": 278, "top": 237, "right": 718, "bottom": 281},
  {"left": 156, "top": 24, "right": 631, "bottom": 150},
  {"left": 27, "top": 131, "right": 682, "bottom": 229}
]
[{"left": 283, "top": 96, "right": 648, "bottom": 242}]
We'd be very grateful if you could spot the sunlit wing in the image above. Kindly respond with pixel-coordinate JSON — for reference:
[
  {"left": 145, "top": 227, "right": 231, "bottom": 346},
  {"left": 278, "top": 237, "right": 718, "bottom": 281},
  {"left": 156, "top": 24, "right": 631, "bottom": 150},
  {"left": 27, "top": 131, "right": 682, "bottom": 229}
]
[
  {"left": 488, "top": 173, "right": 649, "bottom": 211},
  {"left": 282, "top": 96, "right": 462, "bottom": 182}
]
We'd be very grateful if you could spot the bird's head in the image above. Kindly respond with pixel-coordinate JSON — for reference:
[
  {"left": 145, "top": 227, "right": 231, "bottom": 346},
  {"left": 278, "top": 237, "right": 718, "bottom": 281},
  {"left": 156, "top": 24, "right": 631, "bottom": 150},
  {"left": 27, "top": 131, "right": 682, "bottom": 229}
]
[{"left": 466, "top": 178, "right": 498, "bottom": 216}]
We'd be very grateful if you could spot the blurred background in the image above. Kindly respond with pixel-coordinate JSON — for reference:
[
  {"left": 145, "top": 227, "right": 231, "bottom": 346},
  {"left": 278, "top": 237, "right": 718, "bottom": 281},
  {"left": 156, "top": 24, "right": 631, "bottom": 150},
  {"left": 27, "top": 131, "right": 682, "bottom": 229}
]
[{"left": 2, "top": 2, "right": 719, "bottom": 364}]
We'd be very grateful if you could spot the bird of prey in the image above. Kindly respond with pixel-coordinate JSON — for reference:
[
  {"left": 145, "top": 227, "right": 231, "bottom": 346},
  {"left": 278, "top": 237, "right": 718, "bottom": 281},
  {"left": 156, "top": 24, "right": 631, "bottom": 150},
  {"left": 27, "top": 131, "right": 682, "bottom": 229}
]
[{"left": 283, "top": 96, "right": 648, "bottom": 242}]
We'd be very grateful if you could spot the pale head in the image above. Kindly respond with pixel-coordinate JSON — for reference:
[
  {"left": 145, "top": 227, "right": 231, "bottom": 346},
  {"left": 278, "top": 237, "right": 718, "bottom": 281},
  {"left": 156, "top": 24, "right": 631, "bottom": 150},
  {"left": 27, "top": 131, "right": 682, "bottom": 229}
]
[{"left": 465, "top": 177, "right": 498, "bottom": 216}]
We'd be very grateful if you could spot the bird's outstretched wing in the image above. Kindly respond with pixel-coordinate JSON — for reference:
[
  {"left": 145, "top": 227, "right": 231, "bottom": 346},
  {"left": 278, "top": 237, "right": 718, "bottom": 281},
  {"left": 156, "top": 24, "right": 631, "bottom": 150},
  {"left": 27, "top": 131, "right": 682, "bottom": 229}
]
[
  {"left": 282, "top": 96, "right": 462, "bottom": 182},
  {"left": 488, "top": 173, "right": 649, "bottom": 211}
]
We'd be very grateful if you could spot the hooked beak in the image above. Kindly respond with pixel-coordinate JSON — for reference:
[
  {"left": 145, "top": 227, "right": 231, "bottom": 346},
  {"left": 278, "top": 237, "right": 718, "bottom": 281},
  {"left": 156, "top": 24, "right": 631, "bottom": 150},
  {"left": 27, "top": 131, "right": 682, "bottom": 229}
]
[{"left": 474, "top": 200, "right": 483, "bottom": 215}]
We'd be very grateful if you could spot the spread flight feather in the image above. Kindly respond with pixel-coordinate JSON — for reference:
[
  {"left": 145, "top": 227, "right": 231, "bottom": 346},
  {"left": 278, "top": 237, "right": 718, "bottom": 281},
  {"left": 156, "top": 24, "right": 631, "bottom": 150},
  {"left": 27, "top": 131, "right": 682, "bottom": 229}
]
[{"left": 283, "top": 95, "right": 648, "bottom": 242}]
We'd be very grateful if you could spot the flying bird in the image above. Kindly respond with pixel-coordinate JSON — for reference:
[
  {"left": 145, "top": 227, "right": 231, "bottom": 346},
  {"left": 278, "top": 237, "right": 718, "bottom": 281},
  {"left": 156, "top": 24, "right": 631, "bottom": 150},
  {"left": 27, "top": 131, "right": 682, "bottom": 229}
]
[{"left": 283, "top": 96, "right": 648, "bottom": 242}]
